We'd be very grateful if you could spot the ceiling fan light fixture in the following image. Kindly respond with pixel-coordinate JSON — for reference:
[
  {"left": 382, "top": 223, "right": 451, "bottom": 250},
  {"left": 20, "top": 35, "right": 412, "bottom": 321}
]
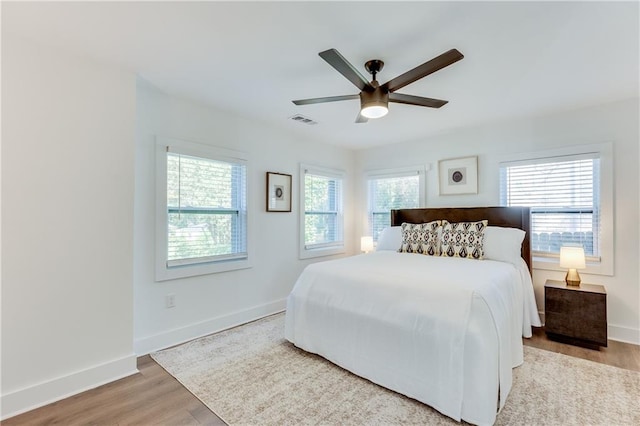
[
  {"left": 360, "top": 90, "right": 389, "bottom": 119},
  {"left": 361, "top": 103, "right": 388, "bottom": 119}
]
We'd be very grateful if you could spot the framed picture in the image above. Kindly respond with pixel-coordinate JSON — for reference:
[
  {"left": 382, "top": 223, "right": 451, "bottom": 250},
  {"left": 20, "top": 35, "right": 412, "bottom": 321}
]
[
  {"left": 266, "top": 172, "right": 292, "bottom": 212},
  {"left": 438, "top": 156, "right": 478, "bottom": 195}
]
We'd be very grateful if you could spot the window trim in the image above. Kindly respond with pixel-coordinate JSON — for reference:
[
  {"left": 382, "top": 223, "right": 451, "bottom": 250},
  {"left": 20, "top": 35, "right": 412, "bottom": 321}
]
[
  {"left": 299, "top": 163, "right": 346, "bottom": 259},
  {"left": 365, "top": 165, "right": 426, "bottom": 243},
  {"left": 155, "top": 137, "right": 252, "bottom": 281},
  {"left": 498, "top": 142, "right": 613, "bottom": 276}
]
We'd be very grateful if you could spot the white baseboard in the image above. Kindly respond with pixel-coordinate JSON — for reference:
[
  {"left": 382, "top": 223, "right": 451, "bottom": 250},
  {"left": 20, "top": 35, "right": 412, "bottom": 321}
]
[
  {"left": 134, "top": 298, "right": 287, "bottom": 356},
  {"left": 608, "top": 324, "right": 640, "bottom": 345},
  {"left": 538, "top": 311, "right": 639, "bottom": 345},
  {"left": 1, "top": 354, "right": 138, "bottom": 421}
]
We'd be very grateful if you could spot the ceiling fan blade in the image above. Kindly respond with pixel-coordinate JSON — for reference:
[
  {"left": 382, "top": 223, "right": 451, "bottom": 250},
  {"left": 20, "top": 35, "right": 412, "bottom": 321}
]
[
  {"left": 389, "top": 93, "right": 448, "bottom": 108},
  {"left": 319, "top": 49, "right": 373, "bottom": 92},
  {"left": 355, "top": 112, "right": 369, "bottom": 123},
  {"left": 382, "top": 49, "right": 464, "bottom": 93},
  {"left": 292, "top": 94, "right": 359, "bottom": 105}
]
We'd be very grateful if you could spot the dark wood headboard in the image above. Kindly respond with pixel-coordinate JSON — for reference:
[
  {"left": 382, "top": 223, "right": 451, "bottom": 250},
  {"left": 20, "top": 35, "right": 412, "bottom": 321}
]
[{"left": 390, "top": 207, "right": 532, "bottom": 273}]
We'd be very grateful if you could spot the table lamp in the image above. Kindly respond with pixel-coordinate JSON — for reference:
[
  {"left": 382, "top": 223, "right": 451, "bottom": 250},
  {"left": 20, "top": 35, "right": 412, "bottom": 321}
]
[
  {"left": 559, "top": 246, "right": 586, "bottom": 286},
  {"left": 360, "top": 236, "right": 374, "bottom": 254}
]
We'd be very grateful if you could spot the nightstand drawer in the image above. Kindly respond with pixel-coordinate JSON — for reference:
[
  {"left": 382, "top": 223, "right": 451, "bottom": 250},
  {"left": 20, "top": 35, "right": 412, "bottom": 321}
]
[
  {"left": 546, "top": 290, "right": 606, "bottom": 323},
  {"left": 545, "top": 312, "right": 607, "bottom": 346}
]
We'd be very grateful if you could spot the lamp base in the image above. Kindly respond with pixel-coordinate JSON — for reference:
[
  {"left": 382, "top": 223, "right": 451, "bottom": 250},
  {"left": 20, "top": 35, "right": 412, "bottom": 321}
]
[{"left": 565, "top": 268, "right": 581, "bottom": 286}]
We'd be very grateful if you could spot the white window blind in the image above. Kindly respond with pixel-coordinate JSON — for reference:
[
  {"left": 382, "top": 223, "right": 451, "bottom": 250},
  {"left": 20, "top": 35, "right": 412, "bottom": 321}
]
[
  {"left": 367, "top": 171, "right": 422, "bottom": 241},
  {"left": 303, "top": 169, "right": 343, "bottom": 250},
  {"left": 166, "top": 150, "right": 247, "bottom": 267},
  {"left": 500, "top": 153, "right": 600, "bottom": 259}
]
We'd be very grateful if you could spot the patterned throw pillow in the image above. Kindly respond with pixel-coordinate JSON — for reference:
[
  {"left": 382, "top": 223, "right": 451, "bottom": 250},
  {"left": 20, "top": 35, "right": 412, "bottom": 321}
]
[
  {"left": 440, "top": 220, "right": 488, "bottom": 259},
  {"left": 399, "top": 221, "right": 441, "bottom": 255}
]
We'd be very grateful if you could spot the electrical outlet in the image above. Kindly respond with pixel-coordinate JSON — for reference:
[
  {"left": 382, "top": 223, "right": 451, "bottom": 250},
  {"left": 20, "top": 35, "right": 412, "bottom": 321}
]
[{"left": 166, "top": 294, "right": 176, "bottom": 309}]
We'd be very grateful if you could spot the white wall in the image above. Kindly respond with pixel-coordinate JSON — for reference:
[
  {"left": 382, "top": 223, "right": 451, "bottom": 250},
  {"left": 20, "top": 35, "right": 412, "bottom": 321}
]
[
  {"left": 1, "top": 35, "right": 137, "bottom": 418},
  {"left": 355, "top": 98, "right": 640, "bottom": 344},
  {"left": 133, "top": 80, "right": 356, "bottom": 354}
]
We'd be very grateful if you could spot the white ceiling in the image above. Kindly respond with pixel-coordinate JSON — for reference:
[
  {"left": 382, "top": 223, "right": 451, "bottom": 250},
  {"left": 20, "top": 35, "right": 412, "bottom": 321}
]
[{"left": 3, "top": 1, "right": 638, "bottom": 150}]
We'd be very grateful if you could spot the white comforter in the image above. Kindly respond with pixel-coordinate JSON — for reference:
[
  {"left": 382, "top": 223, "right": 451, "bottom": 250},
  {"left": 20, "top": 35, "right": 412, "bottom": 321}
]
[{"left": 285, "top": 252, "right": 540, "bottom": 425}]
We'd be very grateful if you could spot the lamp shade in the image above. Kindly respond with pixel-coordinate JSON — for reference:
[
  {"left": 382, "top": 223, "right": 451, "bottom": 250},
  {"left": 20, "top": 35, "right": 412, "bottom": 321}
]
[
  {"left": 559, "top": 246, "right": 586, "bottom": 269},
  {"left": 360, "top": 236, "right": 374, "bottom": 253}
]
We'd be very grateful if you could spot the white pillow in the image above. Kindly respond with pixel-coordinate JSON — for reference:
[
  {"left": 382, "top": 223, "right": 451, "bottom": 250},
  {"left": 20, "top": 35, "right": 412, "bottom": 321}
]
[
  {"left": 483, "top": 226, "right": 526, "bottom": 265},
  {"left": 376, "top": 226, "right": 402, "bottom": 251}
]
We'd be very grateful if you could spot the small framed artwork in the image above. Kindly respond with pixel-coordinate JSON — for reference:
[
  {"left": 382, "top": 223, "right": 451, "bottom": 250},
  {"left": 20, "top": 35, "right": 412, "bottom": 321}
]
[
  {"left": 438, "top": 156, "right": 478, "bottom": 195},
  {"left": 266, "top": 172, "right": 292, "bottom": 212}
]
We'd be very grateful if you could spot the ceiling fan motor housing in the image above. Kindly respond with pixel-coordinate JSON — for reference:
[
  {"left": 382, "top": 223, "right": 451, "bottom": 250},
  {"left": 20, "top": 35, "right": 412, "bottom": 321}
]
[
  {"left": 360, "top": 84, "right": 389, "bottom": 118},
  {"left": 360, "top": 87, "right": 388, "bottom": 107}
]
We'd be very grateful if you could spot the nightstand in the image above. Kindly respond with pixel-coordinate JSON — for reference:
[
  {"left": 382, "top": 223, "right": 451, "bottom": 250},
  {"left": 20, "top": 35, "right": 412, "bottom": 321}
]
[{"left": 544, "top": 279, "right": 607, "bottom": 348}]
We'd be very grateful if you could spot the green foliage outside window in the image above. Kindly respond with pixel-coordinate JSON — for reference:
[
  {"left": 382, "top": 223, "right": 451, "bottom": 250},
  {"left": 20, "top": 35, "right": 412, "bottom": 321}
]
[
  {"left": 167, "top": 153, "right": 245, "bottom": 262},
  {"left": 369, "top": 175, "right": 419, "bottom": 240},
  {"left": 304, "top": 173, "right": 341, "bottom": 247}
]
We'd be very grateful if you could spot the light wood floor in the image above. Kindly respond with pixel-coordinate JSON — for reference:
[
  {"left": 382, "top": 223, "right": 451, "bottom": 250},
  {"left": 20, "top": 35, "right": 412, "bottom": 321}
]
[
  {"left": 4, "top": 327, "right": 639, "bottom": 425},
  {"left": 2, "top": 356, "right": 225, "bottom": 426}
]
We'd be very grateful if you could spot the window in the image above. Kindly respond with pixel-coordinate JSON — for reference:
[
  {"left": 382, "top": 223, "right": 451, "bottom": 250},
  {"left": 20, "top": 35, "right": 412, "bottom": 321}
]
[
  {"left": 500, "top": 153, "right": 601, "bottom": 260},
  {"left": 366, "top": 167, "right": 425, "bottom": 242},
  {"left": 300, "top": 164, "right": 345, "bottom": 259},
  {"left": 156, "top": 138, "right": 249, "bottom": 280}
]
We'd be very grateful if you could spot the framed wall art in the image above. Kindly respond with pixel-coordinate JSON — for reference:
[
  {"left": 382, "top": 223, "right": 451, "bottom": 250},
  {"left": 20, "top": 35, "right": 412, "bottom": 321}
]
[
  {"left": 438, "top": 156, "right": 478, "bottom": 195},
  {"left": 266, "top": 172, "right": 292, "bottom": 212}
]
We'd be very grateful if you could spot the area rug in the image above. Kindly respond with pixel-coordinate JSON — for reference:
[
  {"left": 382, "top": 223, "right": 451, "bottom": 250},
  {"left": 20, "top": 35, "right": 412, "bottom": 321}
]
[{"left": 151, "top": 314, "right": 640, "bottom": 425}]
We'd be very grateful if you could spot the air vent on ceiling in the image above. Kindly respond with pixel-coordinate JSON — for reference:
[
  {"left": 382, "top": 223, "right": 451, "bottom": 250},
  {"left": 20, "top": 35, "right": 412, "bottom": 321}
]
[{"left": 289, "top": 114, "right": 318, "bottom": 125}]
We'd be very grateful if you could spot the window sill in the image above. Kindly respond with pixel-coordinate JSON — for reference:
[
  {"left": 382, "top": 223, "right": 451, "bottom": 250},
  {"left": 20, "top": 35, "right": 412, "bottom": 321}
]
[
  {"left": 299, "top": 245, "right": 345, "bottom": 260},
  {"left": 155, "top": 258, "right": 252, "bottom": 281},
  {"left": 533, "top": 256, "right": 613, "bottom": 277}
]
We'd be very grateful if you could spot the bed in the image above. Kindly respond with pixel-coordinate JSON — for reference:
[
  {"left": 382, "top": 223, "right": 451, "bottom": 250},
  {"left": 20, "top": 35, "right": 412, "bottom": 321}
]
[{"left": 285, "top": 207, "right": 541, "bottom": 425}]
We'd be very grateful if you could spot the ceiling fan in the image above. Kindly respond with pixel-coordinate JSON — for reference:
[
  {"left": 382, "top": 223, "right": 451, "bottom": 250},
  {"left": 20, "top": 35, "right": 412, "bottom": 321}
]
[{"left": 292, "top": 48, "right": 464, "bottom": 123}]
